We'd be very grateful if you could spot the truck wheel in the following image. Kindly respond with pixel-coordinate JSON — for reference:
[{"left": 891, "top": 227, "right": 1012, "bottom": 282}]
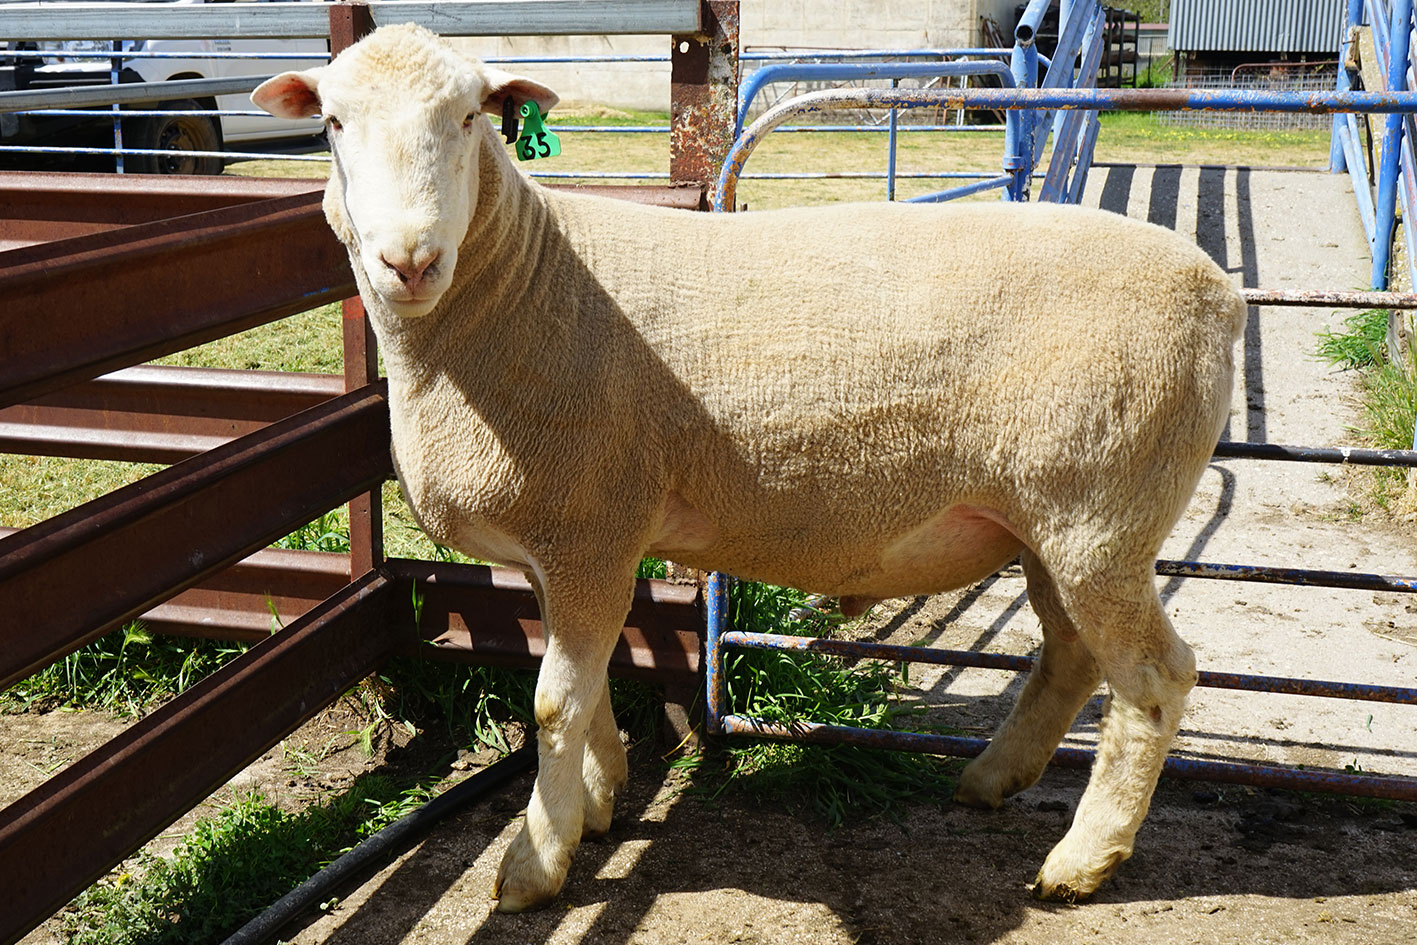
[{"left": 127, "top": 100, "right": 223, "bottom": 175}]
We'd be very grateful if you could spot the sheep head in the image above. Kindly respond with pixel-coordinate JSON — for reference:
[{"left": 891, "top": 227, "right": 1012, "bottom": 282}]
[{"left": 252, "top": 24, "right": 557, "bottom": 317}]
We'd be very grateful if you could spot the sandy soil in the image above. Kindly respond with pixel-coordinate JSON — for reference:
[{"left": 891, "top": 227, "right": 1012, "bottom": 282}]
[{"left": 7, "top": 165, "right": 1417, "bottom": 944}]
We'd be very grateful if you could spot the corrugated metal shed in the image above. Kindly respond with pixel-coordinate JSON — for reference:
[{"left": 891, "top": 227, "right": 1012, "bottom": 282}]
[{"left": 1170, "top": 0, "right": 1344, "bottom": 53}]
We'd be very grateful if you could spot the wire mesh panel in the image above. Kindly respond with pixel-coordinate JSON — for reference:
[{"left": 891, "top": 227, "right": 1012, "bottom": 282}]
[{"left": 1160, "top": 67, "right": 1339, "bottom": 130}]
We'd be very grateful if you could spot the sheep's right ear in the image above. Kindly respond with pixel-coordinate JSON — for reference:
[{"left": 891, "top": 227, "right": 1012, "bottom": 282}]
[{"left": 252, "top": 68, "right": 326, "bottom": 119}]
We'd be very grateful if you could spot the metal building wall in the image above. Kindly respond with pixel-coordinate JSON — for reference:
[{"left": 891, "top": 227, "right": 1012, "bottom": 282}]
[{"left": 1170, "top": 0, "right": 1344, "bottom": 52}]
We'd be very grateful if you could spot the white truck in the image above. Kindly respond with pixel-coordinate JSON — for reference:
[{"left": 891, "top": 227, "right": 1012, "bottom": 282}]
[{"left": 0, "top": 0, "right": 327, "bottom": 174}]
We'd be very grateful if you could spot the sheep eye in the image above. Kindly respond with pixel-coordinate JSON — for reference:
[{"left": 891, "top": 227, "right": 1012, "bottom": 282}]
[
  {"left": 462, "top": 113, "right": 476, "bottom": 130},
  {"left": 326, "top": 116, "right": 342, "bottom": 132}
]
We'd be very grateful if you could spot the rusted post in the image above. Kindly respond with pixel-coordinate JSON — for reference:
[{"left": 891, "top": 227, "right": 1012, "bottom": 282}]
[
  {"left": 330, "top": 3, "right": 384, "bottom": 578},
  {"left": 343, "top": 298, "right": 384, "bottom": 577},
  {"left": 328, "top": 1, "right": 375, "bottom": 56},
  {"left": 670, "top": 1, "right": 739, "bottom": 210}
]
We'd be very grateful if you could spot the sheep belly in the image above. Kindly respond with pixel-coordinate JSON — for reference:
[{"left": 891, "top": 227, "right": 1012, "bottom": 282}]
[{"left": 653, "top": 500, "right": 1024, "bottom": 601}]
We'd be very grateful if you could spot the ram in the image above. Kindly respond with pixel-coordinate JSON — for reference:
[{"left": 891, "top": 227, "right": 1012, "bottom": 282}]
[{"left": 254, "top": 24, "right": 1246, "bottom": 911}]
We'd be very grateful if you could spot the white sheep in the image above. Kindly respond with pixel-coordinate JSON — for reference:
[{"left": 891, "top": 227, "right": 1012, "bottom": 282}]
[{"left": 254, "top": 24, "right": 1246, "bottom": 911}]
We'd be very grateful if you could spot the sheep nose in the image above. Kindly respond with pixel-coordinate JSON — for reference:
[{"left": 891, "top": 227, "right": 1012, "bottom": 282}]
[{"left": 380, "top": 250, "right": 439, "bottom": 287}]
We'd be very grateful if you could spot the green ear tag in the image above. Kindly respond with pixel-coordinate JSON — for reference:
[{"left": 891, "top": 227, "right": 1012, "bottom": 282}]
[{"left": 514, "top": 101, "right": 561, "bottom": 161}]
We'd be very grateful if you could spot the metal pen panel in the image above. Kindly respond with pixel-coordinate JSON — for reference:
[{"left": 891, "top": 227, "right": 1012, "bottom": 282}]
[
  {"left": 0, "top": 386, "right": 392, "bottom": 691},
  {"left": 0, "top": 571, "right": 402, "bottom": 945}
]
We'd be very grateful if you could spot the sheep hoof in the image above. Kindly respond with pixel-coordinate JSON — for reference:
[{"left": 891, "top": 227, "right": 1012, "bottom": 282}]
[
  {"left": 492, "top": 829, "right": 566, "bottom": 913},
  {"left": 1031, "top": 841, "right": 1126, "bottom": 903},
  {"left": 1031, "top": 874, "right": 1085, "bottom": 904}
]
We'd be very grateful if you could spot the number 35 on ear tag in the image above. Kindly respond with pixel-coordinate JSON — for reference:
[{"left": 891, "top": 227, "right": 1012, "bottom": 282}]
[{"left": 515, "top": 101, "right": 561, "bottom": 161}]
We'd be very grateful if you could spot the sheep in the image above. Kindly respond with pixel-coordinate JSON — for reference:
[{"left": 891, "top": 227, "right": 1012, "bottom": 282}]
[{"left": 253, "top": 23, "right": 1246, "bottom": 911}]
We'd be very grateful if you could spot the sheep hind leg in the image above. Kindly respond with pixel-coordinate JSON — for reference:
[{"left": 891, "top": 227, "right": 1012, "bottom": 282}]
[
  {"left": 954, "top": 550, "right": 1102, "bottom": 809},
  {"left": 580, "top": 675, "right": 627, "bottom": 839},
  {"left": 1032, "top": 567, "right": 1197, "bottom": 902},
  {"left": 493, "top": 582, "right": 630, "bottom": 913}
]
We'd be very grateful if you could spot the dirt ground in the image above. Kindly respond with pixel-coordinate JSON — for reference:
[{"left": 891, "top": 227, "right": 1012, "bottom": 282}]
[{"left": 7, "top": 165, "right": 1417, "bottom": 944}]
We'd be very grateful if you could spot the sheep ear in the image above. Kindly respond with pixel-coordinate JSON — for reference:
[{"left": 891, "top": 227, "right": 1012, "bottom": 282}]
[
  {"left": 478, "top": 66, "right": 560, "bottom": 117},
  {"left": 252, "top": 68, "right": 326, "bottom": 119}
]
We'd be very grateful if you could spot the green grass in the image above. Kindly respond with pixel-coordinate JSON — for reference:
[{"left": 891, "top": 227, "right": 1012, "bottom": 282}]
[
  {"left": 1318, "top": 307, "right": 1391, "bottom": 370},
  {"left": 60, "top": 777, "right": 437, "bottom": 945},
  {"left": 1316, "top": 308, "right": 1417, "bottom": 511},
  {"left": 1317, "top": 308, "right": 1417, "bottom": 451}
]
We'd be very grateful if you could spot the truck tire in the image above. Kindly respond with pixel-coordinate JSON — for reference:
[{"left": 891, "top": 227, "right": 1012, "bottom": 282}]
[{"left": 126, "top": 100, "right": 223, "bottom": 175}]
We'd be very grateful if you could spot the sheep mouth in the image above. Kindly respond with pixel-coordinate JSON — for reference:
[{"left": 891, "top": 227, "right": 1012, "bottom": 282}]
[{"left": 379, "top": 291, "right": 443, "bottom": 316}]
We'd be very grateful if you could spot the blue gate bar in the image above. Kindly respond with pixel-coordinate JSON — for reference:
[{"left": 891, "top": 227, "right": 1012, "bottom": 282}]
[
  {"left": 903, "top": 174, "right": 1012, "bottom": 203},
  {"left": 716, "top": 715, "right": 1417, "bottom": 801},
  {"left": 704, "top": 570, "right": 730, "bottom": 734},
  {"left": 1373, "top": 0, "right": 1416, "bottom": 288},
  {"left": 719, "top": 631, "right": 1417, "bottom": 704}
]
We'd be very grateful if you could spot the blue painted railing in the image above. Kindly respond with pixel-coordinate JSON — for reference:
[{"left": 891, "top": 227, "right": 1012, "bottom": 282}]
[{"left": 1334, "top": 0, "right": 1417, "bottom": 292}]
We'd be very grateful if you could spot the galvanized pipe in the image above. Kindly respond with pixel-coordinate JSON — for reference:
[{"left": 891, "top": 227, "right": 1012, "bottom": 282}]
[
  {"left": 0, "top": 0, "right": 702, "bottom": 41},
  {"left": 734, "top": 60, "right": 1017, "bottom": 139},
  {"left": 0, "top": 75, "right": 271, "bottom": 114},
  {"left": 716, "top": 715, "right": 1417, "bottom": 801},
  {"left": 714, "top": 86, "right": 1417, "bottom": 211},
  {"left": 720, "top": 631, "right": 1417, "bottom": 704}
]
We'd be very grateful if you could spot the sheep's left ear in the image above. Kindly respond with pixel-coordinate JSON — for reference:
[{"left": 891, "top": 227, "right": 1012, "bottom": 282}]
[
  {"left": 252, "top": 67, "right": 326, "bottom": 119},
  {"left": 478, "top": 66, "right": 559, "bottom": 117}
]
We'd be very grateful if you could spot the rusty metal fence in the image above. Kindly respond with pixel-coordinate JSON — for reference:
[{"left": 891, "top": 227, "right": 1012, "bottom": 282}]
[{"left": 0, "top": 3, "right": 730, "bottom": 942}]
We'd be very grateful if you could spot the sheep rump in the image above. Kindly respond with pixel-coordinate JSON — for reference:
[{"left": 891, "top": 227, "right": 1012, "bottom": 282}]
[{"left": 254, "top": 23, "right": 1246, "bottom": 915}]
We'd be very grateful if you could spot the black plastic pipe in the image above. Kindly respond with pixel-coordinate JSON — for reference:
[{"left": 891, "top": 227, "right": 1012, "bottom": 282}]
[{"left": 221, "top": 744, "right": 537, "bottom": 945}]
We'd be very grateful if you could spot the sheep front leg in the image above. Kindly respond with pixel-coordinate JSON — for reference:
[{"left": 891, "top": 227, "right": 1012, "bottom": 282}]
[
  {"left": 1032, "top": 573, "right": 1197, "bottom": 902},
  {"left": 493, "top": 582, "right": 630, "bottom": 913},
  {"left": 524, "top": 575, "right": 628, "bottom": 840}
]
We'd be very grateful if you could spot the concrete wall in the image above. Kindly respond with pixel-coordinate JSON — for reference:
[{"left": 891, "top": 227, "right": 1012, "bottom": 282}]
[{"left": 451, "top": 1, "right": 1016, "bottom": 113}]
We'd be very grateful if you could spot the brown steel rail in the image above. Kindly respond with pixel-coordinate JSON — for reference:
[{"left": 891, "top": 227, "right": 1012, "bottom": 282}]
[
  {"left": 0, "top": 189, "right": 355, "bottom": 410},
  {"left": 0, "top": 366, "right": 345, "bottom": 462},
  {"left": 391, "top": 558, "right": 703, "bottom": 687},
  {"left": 0, "top": 171, "right": 326, "bottom": 250},
  {"left": 0, "top": 386, "right": 391, "bottom": 691}
]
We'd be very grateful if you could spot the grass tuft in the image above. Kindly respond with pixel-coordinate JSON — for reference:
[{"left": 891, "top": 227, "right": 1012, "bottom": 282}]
[
  {"left": 1317, "top": 308, "right": 1390, "bottom": 371},
  {"left": 1, "top": 623, "right": 247, "bottom": 717},
  {"left": 1314, "top": 308, "right": 1417, "bottom": 511}
]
